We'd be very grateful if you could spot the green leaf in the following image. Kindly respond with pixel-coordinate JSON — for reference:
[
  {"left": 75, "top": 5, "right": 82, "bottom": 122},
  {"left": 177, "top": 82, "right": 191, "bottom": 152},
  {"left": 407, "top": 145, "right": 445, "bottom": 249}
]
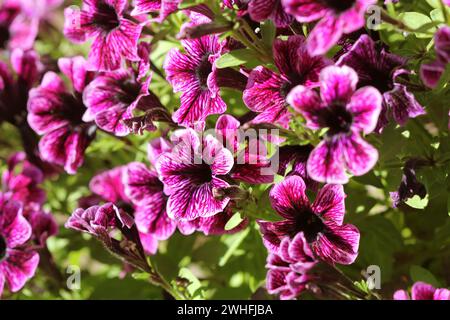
[
  {"left": 260, "top": 20, "right": 276, "bottom": 49},
  {"left": 215, "top": 49, "right": 255, "bottom": 68},
  {"left": 405, "top": 195, "right": 429, "bottom": 210},
  {"left": 410, "top": 265, "right": 441, "bottom": 287},
  {"left": 224, "top": 212, "right": 245, "bottom": 231},
  {"left": 399, "top": 12, "right": 435, "bottom": 37},
  {"left": 219, "top": 228, "right": 250, "bottom": 266},
  {"left": 179, "top": 267, "right": 204, "bottom": 299}
]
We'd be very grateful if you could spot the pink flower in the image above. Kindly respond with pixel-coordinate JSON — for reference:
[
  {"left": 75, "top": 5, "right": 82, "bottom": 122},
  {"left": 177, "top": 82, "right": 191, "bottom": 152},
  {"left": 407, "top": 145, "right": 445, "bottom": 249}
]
[
  {"left": 131, "top": 0, "right": 180, "bottom": 22},
  {"left": 421, "top": 26, "right": 450, "bottom": 88},
  {"left": 287, "top": 65, "right": 382, "bottom": 184},
  {"left": 155, "top": 129, "right": 234, "bottom": 221},
  {"left": 283, "top": 0, "right": 376, "bottom": 56},
  {"left": 0, "top": 197, "right": 39, "bottom": 297},
  {"left": 259, "top": 175, "right": 360, "bottom": 265},
  {"left": 64, "top": 0, "right": 143, "bottom": 71},
  {"left": 394, "top": 282, "right": 450, "bottom": 300},
  {"left": 27, "top": 57, "right": 96, "bottom": 174},
  {"left": 266, "top": 233, "right": 318, "bottom": 300},
  {"left": 247, "top": 0, "right": 294, "bottom": 27},
  {"left": 244, "top": 35, "right": 330, "bottom": 128}
]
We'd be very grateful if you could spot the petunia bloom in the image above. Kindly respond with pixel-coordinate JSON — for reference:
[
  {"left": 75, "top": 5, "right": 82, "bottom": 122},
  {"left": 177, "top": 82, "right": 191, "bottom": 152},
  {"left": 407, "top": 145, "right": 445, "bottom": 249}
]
[
  {"left": 259, "top": 175, "right": 360, "bottom": 265},
  {"left": 164, "top": 34, "right": 227, "bottom": 128},
  {"left": 287, "top": 65, "right": 382, "bottom": 184},
  {"left": 394, "top": 282, "right": 450, "bottom": 300},
  {"left": 215, "top": 114, "right": 275, "bottom": 184},
  {"left": 131, "top": 0, "right": 180, "bottom": 22},
  {"left": 266, "top": 233, "right": 318, "bottom": 300},
  {"left": 27, "top": 57, "right": 96, "bottom": 174},
  {"left": 64, "top": 0, "right": 143, "bottom": 71},
  {"left": 420, "top": 26, "right": 450, "bottom": 88},
  {"left": 0, "top": 197, "right": 39, "bottom": 297},
  {"left": 82, "top": 68, "right": 153, "bottom": 136},
  {"left": 337, "top": 34, "right": 425, "bottom": 131},
  {"left": 283, "top": 0, "right": 376, "bottom": 56},
  {"left": 244, "top": 35, "right": 330, "bottom": 128},
  {"left": 156, "top": 129, "right": 234, "bottom": 221},
  {"left": 247, "top": 0, "right": 293, "bottom": 28}
]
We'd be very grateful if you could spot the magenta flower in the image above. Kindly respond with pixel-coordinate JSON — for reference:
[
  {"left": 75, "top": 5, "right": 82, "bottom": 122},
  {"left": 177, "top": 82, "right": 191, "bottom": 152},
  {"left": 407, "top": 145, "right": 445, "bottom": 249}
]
[
  {"left": 287, "top": 65, "right": 382, "bottom": 184},
  {"left": 27, "top": 210, "right": 58, "bottom": 247},
  {"left": 266, "top": 233, "right": 318, "bottom": 300},
  {"left": 247, "top": 0, "right": 293, "bottom": 28},
  {"left": 259, "top": 175, "right": 360, "bottom": 265},
  {"left": 164, "top": 35, "right": 227, "bottom": 128},
  {"left": 337, "top": 35, "right": 425, "bottom": 131},
  {"left": 156, "top": 129, "right": 234, "bottom": 221},
  {"left": 244, "top": 36, "right": 330, "bottom": 128},
  {"left": 0, "top": 0, "right": 38, "bottom": 50},
  {"left": 283, "top": 0, "right": 376, "bottom": 56},
  {"left": 64, "top": 0, "right": 143, "bottom": 71},
  {"left": 83, "top": 68, "right": 153, "bottom": 136},
  {"left": 131, "top": 0, "right": 180, "bottom": 22},
  {"left": 0, "top": 197, "right": 39, "bottom": 297},
  {"left": 89, "top": 166, "right": 130, "bottom": 204},
  {"left": 2, "top": 152, "right": 46, "bottom": 210},
  {"left": 394, "top": 282, "right": 450, "bottom": 300},
  {"left": 27, "top": 57, "right": 96, "bottom": 174},
  {"left": 215, "top": 115, "right": 274, "bottom": 184},
  {"left": 421, "top": 26, "right": 450, "bottom": 89}
]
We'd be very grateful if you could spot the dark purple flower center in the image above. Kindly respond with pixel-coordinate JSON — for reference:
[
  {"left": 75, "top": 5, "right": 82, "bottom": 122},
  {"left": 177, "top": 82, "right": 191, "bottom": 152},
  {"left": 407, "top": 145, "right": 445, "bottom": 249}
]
[
  {"left": 322, "top": 0, "right": 356, "bottom": 13},
  {"left": 62, "top": 94, "right": 86, "bottom": 125},
  {"left": 184, "top": 163, "right": 213, "bottom": 184},
  {"left": 0, "top": 234, "right": 7, "bottom": 262},
  {"left": 292, "top": 207, "right": 326, "bottom": 243},
  {"left": 320, "top": 102, "right": 353, "bottom": 135},
  {"left": 361, "top": 68, "right": 392, "bottom": 93},
  {"left": 0, "top": 25, "right": 10, "bottom": 49},
  {"left": 196, "top": 54, "right": 213, "bottom": 90},
  {"left": 93, "top": 2, "right": 120, "bottom": 31},
  {"left": 119, "top": 80, "right": 142, "bottom": 105}
]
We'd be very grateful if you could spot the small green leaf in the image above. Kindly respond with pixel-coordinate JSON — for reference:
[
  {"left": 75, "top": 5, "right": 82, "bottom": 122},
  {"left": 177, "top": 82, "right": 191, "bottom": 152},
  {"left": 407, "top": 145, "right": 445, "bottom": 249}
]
[
  {"left": 215, "top": 49, "right": 255, "bottom": 68},
  {"left": 405, "top": 195, "right": 429, "bottom": 209},
  {"left": 224, "top": 212, "right": 245, "bottom": 231}
]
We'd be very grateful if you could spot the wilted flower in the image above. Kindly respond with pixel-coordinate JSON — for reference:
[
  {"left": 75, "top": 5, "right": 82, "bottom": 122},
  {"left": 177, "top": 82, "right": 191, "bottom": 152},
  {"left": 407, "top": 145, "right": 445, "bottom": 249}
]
[
  {"left": 0, "top": 197, "right": 39, "bottom": 297},
  {"left": 283, "top": 0, "right": 376, "bottom": 56},
  {"left": 287, "top": 65, "right": 382, "bottom": 184},
  {"left": 244, "top": 35, "right": 330, "bottom": 128},
  {"left": 259, "top": 175, "right": 360, "bottom": 265},
  {"left": 337, "top": 35, "right": 425, "bottom": 131},
  {"left": 64, "top": 0, "right": 143, "bottom": 71},
  {"left": 266, "top": 233, "right": 318, "bottom": 300},
  {"left": 394, "top": 282, "right": 450, "bottom": 300},
  {"left": 156, "top": 129, "right": 234, "bottom": 221},
  {"left": 27, "top": 57, "right": 96, "bottom": 174}
]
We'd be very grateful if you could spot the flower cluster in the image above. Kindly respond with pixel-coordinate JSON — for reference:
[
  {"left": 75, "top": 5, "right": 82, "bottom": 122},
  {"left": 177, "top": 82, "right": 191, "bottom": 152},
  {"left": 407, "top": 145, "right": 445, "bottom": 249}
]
[{"left": 0, "top": 0, "right": 449, "bottom": 301}]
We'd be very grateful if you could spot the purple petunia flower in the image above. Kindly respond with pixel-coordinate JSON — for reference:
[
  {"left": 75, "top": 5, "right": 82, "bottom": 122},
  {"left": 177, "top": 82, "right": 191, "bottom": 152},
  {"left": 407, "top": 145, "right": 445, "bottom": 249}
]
[
  {"left": 247, "top": 0, "right": 294, "bottom": 28},
  {"left": 156, "top": 129, "right": 234, "bottom": 221},
  {"left": 131, "top": 0, "right": 180, "bottom": 22},
  {"left": 0, "top": 196, "right": 39, "bottom": 297},
  {"left": 244, "top": 35, "right": 330, "bottom": 128},
  {"left": 337, "top": 35, "right": 425, "bottom": 131},
  {"left": 259, "top": 175, "right": 360, "bottom": 265},
  {"left": 0, "top": 0, "right": 41, "bottom": 50},
  {"left": 82, "top": 68, "right": 153, "bottom": 136},
  {"left": 421, "top": 26, "right": 450, "bottom": 89},
  {"left": 287, "top": 65, "right": 382, "bottom": 184},
  {"left": 266, "top": 233, "right": 318, "bottom": 300},
  {"left": 215, "top": 114, "right": 275, "bottom": 184},
  {"left": 283, "top": 0, "right": 376, "bottom": 56},
  {"left": 27, "top": 57, "right": 96, "bottom": 174},
  {"left": 64, "top": 0, "right": 143, "bottom": 71},
  {"left": 2, "top": 152, "right": 46, "bottom": 211},
  {"left": 164, "top": 33, "right": 227, "bottom": 128},
  {"left": 394, "top": 282, "right": 450, "bottom": 300}
]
